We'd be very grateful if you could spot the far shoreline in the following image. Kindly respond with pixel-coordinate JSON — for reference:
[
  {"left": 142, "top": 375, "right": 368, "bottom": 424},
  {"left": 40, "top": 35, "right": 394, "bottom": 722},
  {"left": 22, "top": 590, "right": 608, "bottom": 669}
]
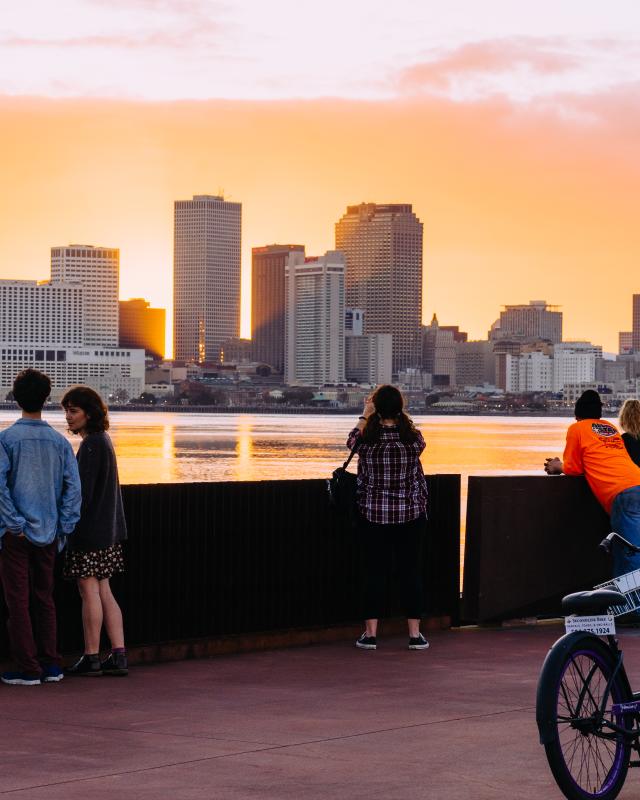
[{"left": 0, "top": 403, "right": 583, "bottom": 417}]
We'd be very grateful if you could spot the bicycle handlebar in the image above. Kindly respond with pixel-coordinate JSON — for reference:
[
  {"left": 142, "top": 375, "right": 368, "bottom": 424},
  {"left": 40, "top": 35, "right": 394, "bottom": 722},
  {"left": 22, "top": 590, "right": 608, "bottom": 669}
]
[{"left": 599, "top": 531, "right": 640, "bottom": 555}]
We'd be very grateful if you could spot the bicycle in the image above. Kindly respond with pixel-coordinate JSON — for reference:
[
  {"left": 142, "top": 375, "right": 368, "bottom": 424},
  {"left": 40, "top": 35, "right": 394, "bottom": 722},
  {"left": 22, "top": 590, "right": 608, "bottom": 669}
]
[{"left": 536, "top": 532, "right": 640, "bottom": 799}]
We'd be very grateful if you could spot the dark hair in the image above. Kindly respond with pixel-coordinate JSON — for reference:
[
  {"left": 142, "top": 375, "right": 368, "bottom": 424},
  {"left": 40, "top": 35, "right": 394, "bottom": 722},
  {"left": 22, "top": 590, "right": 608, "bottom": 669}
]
[
  {"left": 13, "top": 369, "right": 51, "bottom": 412},
  {"left": 361, "top": 385, "right": 419, "bottom": 444},
  {"left": 61, "top": 385, "right": 110, "bottom": 433},
  {"left": 575, "top": 389, "right": 602, "bottom": 420}
]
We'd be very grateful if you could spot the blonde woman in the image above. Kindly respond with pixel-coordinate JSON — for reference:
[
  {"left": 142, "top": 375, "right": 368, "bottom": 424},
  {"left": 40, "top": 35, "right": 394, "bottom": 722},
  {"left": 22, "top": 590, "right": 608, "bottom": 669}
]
[{"left": 620, "top": 399, "right": 640, "bottom": 467}]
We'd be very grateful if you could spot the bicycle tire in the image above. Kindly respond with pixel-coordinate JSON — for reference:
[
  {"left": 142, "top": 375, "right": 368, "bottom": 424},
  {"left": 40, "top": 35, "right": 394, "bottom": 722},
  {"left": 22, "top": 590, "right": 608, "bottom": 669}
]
[{"left": 537, "top": 632, "right": 632, "bottom": 800}]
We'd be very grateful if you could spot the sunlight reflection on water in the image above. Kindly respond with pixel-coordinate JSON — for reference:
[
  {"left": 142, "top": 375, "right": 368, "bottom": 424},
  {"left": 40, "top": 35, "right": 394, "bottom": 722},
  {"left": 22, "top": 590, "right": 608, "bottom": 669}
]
[{"left": 1, "top": 410, "right": 586, "bottom": 575}]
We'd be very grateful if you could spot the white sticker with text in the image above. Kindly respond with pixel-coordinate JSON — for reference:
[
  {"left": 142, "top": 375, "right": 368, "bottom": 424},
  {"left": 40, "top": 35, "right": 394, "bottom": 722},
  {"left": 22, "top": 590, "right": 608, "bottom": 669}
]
[{"left": 565, "top": 615, "right": 616, "bottom": 636}]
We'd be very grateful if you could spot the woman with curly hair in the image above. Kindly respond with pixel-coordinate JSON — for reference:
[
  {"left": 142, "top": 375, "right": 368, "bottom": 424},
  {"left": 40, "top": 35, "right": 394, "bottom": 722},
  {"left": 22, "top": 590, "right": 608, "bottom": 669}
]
[
  {"left": 347, "top": 384, "right": 429, "bottom": 651},
  {"left": 61, "top": 386, "right": 128, "bottom": 677},
  {"left": 620, "top": 399, "right": 640, "bottom": 467}
]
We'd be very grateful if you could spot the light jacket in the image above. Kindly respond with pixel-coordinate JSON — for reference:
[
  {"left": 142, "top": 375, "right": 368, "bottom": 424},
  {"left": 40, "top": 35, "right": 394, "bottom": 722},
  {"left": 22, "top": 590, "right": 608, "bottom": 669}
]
[{"left": 0, "top": 418, "right": 81, "bottom": 549}]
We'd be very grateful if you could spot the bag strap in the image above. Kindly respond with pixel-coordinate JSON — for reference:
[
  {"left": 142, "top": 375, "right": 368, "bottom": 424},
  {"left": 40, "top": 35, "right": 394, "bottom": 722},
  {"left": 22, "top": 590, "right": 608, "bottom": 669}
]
[{"left": 342, "top": 440, "right": 360, "bottom": 470}]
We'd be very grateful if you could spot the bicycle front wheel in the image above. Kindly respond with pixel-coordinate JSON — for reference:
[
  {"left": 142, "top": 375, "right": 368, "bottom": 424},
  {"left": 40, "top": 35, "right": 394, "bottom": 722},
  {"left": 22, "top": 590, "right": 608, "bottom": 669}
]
[{"left": 537, "top": 632, "right": 632, "bottom": 800}]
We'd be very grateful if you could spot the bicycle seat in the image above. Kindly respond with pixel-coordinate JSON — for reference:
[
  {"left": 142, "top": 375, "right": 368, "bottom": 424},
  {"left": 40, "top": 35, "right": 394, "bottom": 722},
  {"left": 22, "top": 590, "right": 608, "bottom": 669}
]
[{"left": 562, "top": 589, "right": 626, "bottom": 615}]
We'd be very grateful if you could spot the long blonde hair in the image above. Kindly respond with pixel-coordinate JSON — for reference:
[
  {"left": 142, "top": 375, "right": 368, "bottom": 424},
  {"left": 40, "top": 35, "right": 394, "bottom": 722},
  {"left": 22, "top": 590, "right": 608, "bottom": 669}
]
[{"left": 620, "top": 399, "right": 640, "bottom": 439}]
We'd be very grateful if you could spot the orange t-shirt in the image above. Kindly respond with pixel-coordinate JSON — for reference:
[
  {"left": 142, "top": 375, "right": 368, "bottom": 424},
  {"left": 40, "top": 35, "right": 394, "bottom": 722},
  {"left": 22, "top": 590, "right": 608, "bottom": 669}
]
[{"left": 563, "top": 419, "right": 640, "bottom": 512}]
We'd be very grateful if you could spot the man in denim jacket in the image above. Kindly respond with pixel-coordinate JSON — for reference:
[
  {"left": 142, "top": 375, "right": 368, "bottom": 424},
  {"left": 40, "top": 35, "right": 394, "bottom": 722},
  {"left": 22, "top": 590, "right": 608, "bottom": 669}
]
[{"left": 0, "top": 369, "right": 81, "bottom": 685}]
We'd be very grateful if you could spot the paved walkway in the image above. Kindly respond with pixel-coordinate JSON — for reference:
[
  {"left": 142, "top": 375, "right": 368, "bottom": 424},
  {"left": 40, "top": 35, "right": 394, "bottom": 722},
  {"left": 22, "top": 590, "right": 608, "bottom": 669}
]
[{"left": 3, "top": 624, "right": 640, "bottom": 799}]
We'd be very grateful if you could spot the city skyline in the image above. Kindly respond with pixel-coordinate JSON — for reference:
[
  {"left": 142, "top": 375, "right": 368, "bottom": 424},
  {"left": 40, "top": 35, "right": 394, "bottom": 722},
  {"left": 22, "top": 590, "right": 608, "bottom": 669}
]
[{"left": 1, "top": 2, "right": 639, "bottom": 355}]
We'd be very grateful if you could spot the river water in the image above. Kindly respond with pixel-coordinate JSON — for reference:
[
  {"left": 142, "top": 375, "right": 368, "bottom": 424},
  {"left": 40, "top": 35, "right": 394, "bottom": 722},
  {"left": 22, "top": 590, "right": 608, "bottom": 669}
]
[
  {"left": 0, "top": 409, "right": 581, "bottom": 498},
  {"left": 1, "top": 410, "right": 594, "bottom": 569}
]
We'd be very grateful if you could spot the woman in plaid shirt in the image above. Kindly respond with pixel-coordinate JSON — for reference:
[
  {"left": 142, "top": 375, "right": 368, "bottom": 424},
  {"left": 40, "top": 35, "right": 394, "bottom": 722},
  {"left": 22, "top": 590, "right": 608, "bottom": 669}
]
[{"left": 347, "top": 385, "right": 429, "bottom": 651}]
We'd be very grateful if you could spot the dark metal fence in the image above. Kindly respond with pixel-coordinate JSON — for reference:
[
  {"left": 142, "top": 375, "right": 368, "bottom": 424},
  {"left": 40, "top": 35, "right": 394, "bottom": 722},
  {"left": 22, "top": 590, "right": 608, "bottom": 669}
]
[
  {"left": 463, "top": 475, "right": 611, "bottom": 623},
  {"left": 0, "top": 475, "right": 460, "bottom": 657}
]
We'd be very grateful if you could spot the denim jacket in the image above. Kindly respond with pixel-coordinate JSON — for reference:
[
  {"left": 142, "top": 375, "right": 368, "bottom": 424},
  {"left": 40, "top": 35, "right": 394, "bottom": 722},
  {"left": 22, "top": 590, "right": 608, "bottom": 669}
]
[{"left": 0, "top": 419, "right": 82, "bottom": 549}]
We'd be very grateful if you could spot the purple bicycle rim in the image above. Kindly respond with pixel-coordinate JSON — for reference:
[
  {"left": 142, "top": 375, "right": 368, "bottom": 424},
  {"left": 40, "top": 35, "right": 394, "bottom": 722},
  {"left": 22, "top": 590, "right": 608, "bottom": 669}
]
[{"left": 557, "top": 648, "right": 626, "bottom": 796}]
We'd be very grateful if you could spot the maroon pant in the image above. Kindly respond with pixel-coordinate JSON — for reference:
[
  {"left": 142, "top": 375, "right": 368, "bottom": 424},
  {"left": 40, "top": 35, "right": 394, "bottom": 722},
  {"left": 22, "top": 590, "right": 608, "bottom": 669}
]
[{"left": 0, "top": 534, "right": 60, "bottom": 675}]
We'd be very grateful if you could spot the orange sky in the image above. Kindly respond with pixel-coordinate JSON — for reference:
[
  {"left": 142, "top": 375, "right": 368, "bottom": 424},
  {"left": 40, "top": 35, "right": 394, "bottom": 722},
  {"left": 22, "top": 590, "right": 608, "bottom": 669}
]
[{"left": 1, "top": 90, "right": 639, "bottom": 357}]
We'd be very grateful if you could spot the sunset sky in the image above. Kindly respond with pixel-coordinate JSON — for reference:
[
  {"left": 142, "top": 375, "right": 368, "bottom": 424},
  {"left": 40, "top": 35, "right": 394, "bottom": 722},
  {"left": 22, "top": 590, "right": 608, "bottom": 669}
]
[{"left": 1, "top": 0, "right": 639, "bottom": 356}]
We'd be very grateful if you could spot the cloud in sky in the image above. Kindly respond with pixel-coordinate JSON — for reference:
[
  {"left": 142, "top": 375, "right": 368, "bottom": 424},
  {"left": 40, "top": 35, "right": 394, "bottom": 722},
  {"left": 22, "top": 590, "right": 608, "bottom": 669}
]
[
  {"left": 1, "top": 2, "right": 640, "bottom": 101},
  {"left": 398, "top": 38, "right": 579, "bottom": 89},
  {"left": 395, "top": 38, "right": 640, "bottom": 105}
]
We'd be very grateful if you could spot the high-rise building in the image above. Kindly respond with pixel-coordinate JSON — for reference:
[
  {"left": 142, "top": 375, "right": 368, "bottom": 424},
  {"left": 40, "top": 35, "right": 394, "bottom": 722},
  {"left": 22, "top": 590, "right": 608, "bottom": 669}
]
[
  {"left": 285, "top": 251, "right": 345, "bottom": 386},
  {"left": 251, "top": 244, "right": 305, "bottom": 372},
  {"left": 174, "top": 194, "right": 241, "bottom": 363},
  {"left": 632, "top": 295, "right": 640, "bottom": 352},
  {"left": 498, "top": 300, "right": 562, "bottom": 344},
  {"left": 345, "top": 308, "right": 365, "bottom": 337},
  {"left": 0, "top": 280, "right": 84, "bottom": 348},
  {"left": 0, "top": 280, "right": 143, "bottom": 401},
  {"left": 51, "top": 245, "right": 119, "bottom": 347},
  {"left": 119, "top": 298, "right": 166, "bottom": 361},
  {"left": 620, "top": 332, "right": 633, "bottom": 355},
  {"left": 335, "top": 203, "right": 423, "bottom": 374}
]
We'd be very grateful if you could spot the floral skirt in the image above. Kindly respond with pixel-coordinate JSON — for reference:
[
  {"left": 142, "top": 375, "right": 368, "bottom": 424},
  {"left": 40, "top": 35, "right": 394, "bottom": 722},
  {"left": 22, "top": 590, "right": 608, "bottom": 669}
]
[{"left": 63, "top": 543, "right": 125, "bottom": 581}]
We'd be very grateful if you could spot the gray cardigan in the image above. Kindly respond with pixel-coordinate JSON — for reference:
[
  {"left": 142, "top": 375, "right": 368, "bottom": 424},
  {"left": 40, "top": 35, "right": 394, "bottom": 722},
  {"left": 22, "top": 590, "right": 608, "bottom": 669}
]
[{"left": 68, "top": 432, "right": 127, "bottom": 553}]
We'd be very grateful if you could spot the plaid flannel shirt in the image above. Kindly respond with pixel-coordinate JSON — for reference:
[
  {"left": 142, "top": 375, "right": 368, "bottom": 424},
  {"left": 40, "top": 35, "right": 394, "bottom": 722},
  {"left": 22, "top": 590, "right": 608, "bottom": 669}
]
[{"left": 347, "top": 426, "right": 428, "bottom": 525}]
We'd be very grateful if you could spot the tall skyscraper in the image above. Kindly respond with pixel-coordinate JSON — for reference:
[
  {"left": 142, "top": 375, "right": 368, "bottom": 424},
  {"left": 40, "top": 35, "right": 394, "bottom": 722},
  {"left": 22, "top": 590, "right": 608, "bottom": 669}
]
[
  {"left": 251, "top": 244, "right": 305, "bottom": 372},
  {"left": 620, "top": 331, "right": 633, "bottom": 355},
  {"left": 51, "top": 245, "right": 119, "bottom": 346},
  {"left": 285, "top": 251, "right": 345, "bottom": 386},
  {"left": 632, "top": 295, "right": 640, "bottom": 352},
  {"left": 498, "top": 300, "right": 562, "bottom": 344},
  {"left": 119, "top": 298, "right": 166, "bottom": 361},
  {"left": 335, "top": 203, "right": 423, "bottom": 374},
  {"left": 174, "top": 194, "right": 241, "bottom": 362}
]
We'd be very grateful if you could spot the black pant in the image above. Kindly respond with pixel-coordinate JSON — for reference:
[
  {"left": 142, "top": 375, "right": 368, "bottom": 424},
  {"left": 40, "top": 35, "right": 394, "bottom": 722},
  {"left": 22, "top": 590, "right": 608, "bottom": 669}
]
[{"left": 358, "top": 514, "right": 426, "bottom": 620}]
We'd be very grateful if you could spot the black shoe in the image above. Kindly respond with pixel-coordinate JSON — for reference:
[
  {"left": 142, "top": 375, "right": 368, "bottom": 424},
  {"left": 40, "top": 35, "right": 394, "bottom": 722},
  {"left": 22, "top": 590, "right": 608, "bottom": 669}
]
[
  {"left": 408, "top": 633, "right": 430, "bottom": 650},
  {"left": 355, "top": 633, "right": 377, "bottom": 650},
  {"left": 100, "top": 651, "right": 128, "bottom": 676},
  {"left": 65, "top": 654, "right": 103, "bottom": 677}
]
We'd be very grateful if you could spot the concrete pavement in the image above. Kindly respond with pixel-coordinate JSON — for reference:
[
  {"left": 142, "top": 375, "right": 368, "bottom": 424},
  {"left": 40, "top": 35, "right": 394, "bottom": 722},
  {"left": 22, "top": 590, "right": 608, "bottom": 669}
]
[{"left": 3, "top": 624, "right": 640, "bottom": 799}]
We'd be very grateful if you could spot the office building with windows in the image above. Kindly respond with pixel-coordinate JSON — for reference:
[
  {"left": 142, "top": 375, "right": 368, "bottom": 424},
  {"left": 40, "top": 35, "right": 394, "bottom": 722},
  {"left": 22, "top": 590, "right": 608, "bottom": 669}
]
[
  {"left": 51, "top": 245, "right": 119, "bottom": 347},
  {"left": 498, "top": 300, "right": 562, "bottom": 344},
  {"left": 284, "top": 251, "right": 345, "bottom": 386},
  {"left": 335, "top": 203, "right": 423, "bottom": 375},
  {"left": 174, "top": 194, "right": 242, "bottom": 363},
  {"left": 251, "top": 244, "right": 305, "bottom": 372}
]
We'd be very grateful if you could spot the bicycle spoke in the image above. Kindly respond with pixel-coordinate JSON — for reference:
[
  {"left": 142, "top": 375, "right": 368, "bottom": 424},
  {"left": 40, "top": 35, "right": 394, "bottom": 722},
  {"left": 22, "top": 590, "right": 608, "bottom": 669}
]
[{"left": 552, "top": 650, "right": 627, "bottom": 796}]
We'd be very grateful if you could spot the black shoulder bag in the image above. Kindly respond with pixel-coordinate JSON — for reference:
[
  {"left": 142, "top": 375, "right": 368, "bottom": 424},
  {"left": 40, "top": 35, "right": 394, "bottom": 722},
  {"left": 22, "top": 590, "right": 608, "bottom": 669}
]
[{"left": 326, "top": 442, "right": 359, "bottom": 515}]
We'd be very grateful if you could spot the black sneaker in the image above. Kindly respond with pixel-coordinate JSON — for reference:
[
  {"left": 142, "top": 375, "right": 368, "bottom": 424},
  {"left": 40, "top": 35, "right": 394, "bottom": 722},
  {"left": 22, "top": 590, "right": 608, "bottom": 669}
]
[
  {"left": 65, "top": 654, "right": 103, "bottom": 677},
  {"left": 408, "top": 633, "right": 430, "bottom": 650},
  {"left": 100, "top": 651, "right": 128, "bottom": 676},
  {"left": 355, "top": 633, "right": 377, "bottom": 650}
]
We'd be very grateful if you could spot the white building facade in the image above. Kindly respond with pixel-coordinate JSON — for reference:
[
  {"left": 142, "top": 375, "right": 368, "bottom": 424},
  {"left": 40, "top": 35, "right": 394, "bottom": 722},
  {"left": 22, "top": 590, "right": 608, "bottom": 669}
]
[
  {"left": 553, "top": 342, "right": 601, "bottom": 392},
  {"left": 345, "top": 333, "right": 392, "bottom": 385},
  {"left": 0, "top": 278, "right": 144, "bottom": 402},
  {"left": 285, "top": 251, "right": 345, "bottom": 386},
  {"left": 0, "top": 347, "right": 145, "bottom": 402},
  {"left": 505, "top": 351, "right": 554, "bottom": 393},
  {"left": 0, "top": 280, "right": 84, "bottom": 347},
  {"left": 51, "top": 245, "right": 119, "bottom": 347}
]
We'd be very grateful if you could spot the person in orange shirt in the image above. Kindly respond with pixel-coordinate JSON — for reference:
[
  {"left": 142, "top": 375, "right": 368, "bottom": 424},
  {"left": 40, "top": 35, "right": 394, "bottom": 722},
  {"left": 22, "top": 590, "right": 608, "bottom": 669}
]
[{"left": 545, "top": 389, "right": 640, "bottom": 578}]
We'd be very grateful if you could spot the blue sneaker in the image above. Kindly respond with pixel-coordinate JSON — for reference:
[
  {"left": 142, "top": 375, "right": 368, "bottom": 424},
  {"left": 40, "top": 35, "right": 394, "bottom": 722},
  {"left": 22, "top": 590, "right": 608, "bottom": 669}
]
[
  {"left": 41, "top": 664, "right": 64, "bottom": 683},
  {"left": 1, "top": 671, "right": 41, "bottom": 686}
]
